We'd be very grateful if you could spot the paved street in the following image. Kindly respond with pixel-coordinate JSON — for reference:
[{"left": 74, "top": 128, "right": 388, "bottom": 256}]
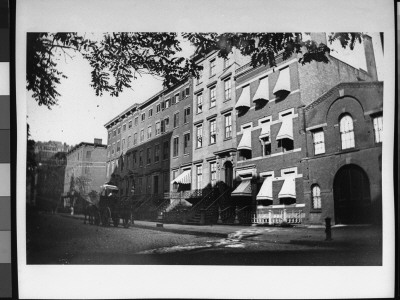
[{"left": 26, "top": 212, "right": 382, "bottom": 265}]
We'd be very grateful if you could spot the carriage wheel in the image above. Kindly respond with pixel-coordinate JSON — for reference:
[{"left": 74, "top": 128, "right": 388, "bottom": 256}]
[
  {"left": 113, "top": 217, "right": 120, "bottom": 227},
  {"left": 102, "top": 207, "right": 111, "bottom": 226}
]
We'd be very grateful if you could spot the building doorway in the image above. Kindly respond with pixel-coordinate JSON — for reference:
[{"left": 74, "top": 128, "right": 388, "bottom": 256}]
[
  {"left": 224, "top": 161, "right": 233, "bottom": 188},
  {"left": 333, "top": 164, "right": 372, "bottom": 224}
]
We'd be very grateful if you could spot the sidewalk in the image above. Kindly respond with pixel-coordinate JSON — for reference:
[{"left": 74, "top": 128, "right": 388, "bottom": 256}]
[{"left": 57, "top": 213, "right": 382, "bottom": 247}]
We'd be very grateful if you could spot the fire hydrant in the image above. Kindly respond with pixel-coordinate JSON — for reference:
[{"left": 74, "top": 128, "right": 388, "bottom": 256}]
[{"left": 325, "top": 217, "right": 332, "bottom": 241}]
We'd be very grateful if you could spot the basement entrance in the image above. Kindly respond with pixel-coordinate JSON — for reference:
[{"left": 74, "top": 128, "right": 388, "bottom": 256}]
[{"left": 333, "top": 164, "right": 372, "bottom": 224}]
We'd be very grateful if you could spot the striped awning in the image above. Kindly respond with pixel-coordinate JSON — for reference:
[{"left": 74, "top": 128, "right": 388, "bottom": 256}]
[
  {"left": 259, "top": 123, "right": 271, "bottom": 139},
  {"left": 252, "top": 77, "right": 269, "bottom": 102},
  {"left": 231, "top": 179, "right": 252, "bottom": 197},
  {"left": 276, "top": 117, "right": 293, "bottom": 140},
  {"left": 257, "top": 177, "right": 273, "bottom": 200},
  {"left": 278, "top": 177, "right": 296, "bottom": 199},
  {"left": 235, "top": 85, "right": 251, "bottom": 110},
  {"left": 237, "top": 129, "right": 252, "bottom": 151},
  {"left": 171, "top": 169, "right": 191, "bottom": 184},
  {"left": 273, "top": 67, "right": 291, "bottom": 96}
]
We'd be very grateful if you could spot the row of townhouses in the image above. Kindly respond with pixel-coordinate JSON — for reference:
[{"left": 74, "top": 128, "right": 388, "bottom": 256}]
[{"left": 103, "top": 33, "right": 383, "bottom": 226}]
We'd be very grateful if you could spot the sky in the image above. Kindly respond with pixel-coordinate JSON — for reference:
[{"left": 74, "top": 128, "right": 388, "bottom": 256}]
[{"left": 26, "top": 33, "right": 384, "bottom": 146}]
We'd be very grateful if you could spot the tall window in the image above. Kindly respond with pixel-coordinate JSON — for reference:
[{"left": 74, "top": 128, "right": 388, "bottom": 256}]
[
  {"left": 223, "top": 57, "right": 229, "bottom": 69},
  {"left": 173, "top": 137, "right": 179, "bottom": 157},
  {"left": 133, "top": 133, "right": 138, "bottom": 145},
  {"left": 184, "top": 133, "right": 190, "bottom": 155},
  {"left": 128, "top": 121, "right": 132, "bottom": 129},
  {"left": 210, "top": 162, "right": 217, "bottom": 186},
  {"left": 224, "top": 79, "right": 231, "bottom": 101},
  {"left": 210, "top": 59, "right": 216, "bottom": 76},
  {"left": 156, "top": 103, "right": 161, "bottom": 113},
  {"left": 147, "top": 148, "right": 151, "bottom": 164},
  {"left": 140, "top": 129, "right": 144, "bottom": 142},
  {"left": 134, "top": 117, "right": 138, "bottom": 126},
  {"left": 165, "top": 98, "right": 171, "bottom": 109},
  {"left": 184, "top": 107, "right": 191, "bottom": 124},
  {"left": 139, "top": 150, "right": 143, "bottom": 167},
  {"left": 122, "top": 139, "right": 126, "bottom": 150},
  {"left": 225, "top": 113, "right": 232, "bottom": 139},
  {"left": 148, "top": 108, "right": 153, "bottom": 118},
  {"left": 173, "top": 112, "right": 179, "bottom": 128},
  {"left": 209, "top": 119, "right": 216, "bottom": 144},
  {"left": 373, "top": 114, "right": 383, "bottom": 143},
  {"left": 113, "top": 129, "right": 116, "bottom": 137},
  {"left": 210, "top": 86, "right": 216, "bottom": 108},
  {"left": 155, "top": 121, "right": 161, "bottom": 136},
  {"left": 164, "top": 117, "right": 170, "bottom": 132},
  {"left": 117, "top": 140, "right": 121, "bottom": 153},
  {"left": 185, "top": 87, "right": 190, "bottom": 97},
  {"left": 261, "top": 136, "right": 271, "bottom": 156},
  {"left": 154, "top": 144, "right": 160, "bottom": 162},
  {"left": 197, "top": 93, "right": 203, "bottom": 113},
  {"left": 196, "top": 124, "right": 203, "bottom": 148},
  {"left": 313, "top": 129, "right": 325, "bottom": 155},
  {"left": 112, "top": 143, "right": 115, "bottom": 154},
  {"left": 117, "top": 127, "right": 121, "bottom": 134},
  {"left": 339, "top": 114, "right": 355, "bottom": 149},
  {"left": 163, "top": 141, "right": 169, "bottom": 160},
  {"left": 147, "top": 125, "right": 152, "bottom": 139},
  {"left": 175, "top": 93, "right": 180, "bottom": 104},
  {"left": 122, "top": 124, "right": 126, "bottom": 131},
  {"left": 141, "top": 113, "right": 145, "bottom": 121},
  {"left": 196, "top": 165, "right": 203, "bottom": 190},
  {"left": 311, "top": 184, "right": 321, "bottom": 209}
]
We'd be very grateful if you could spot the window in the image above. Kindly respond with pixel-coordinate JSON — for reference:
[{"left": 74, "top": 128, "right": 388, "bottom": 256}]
[
  {"left": 339, "top": 114, "right": 355, "bottom": 149},
  {"left": 223, "top": 57, "right": 229, "bottom": 69},
  {"left": 128, "top": 135, "right": 131, "bottom": 148},
  {"left": 313, "top": 129, "right": 325, "bottom": 155},
  {"left": 156, "top": 103, "right": 161, "bottom": 113},
  {"left": 108, "top": 131, "right": 111, "bottom": 139},
  {"left": 133, "top": 151, "right": 137, "bottom": 164},
  {"left": 154, "top": 144, "right": 160, "bottom": 162},
  {"left": 148, "top": 108, "right": 153, "bottom": 118},
  {"left": 147, "top": 148, "right": 151, "bottom": 165},
  {"left": 139, "top": 150, "right": 143, "bottom": 166},
  {"left": 141, "top": 113, "right": 145, "bottom": 122},
  {"left": 134, "top": 117, "right": 138, "bottom": 126},
  {"left": 278, "top": 139, "right": 294, "bottom": 152},
  {"left": 225, "top": 113, "right": 232, "bottom": 139},
  {"left": 261, "top": 136, "right": 271, "bottom": 156},
  {"left": 112, "top": 143, "right": 115, "bottom": 154},
  {"left": 133, "top": 133, "right": 138, "bottom": 145},
  {"left": 128, "top": 121, "right": 132, "bottom": 129},
  {"left": 117, "top": 127, "right": 121, "bottom": 134},
  {"left": 196, "top": 124, "right": 203, "bottom": 148},
  {"left": 224, "top": 79, "right": 231, "bottom": 101},
  {"left": 123, "top": 124, "right": 126, "bottom": 131},
  {"left": 86, "top": 151, "right": 91, "bottom": 159},
  {"left": 184, "top": 133, "right": 190, "bottom": 155},
  {"left": 147, "top": 125, "right": 152, "bottom": 139},
  {"left": 173, "top": 137, "right": 179, "bottom": 157},
  {"left": 373, "top": 114, "right": 383, "bottom": 143},
  {"left": 163, "top": 141, "right": 169, "bottom": 160},
  {"left": 209, "top": 119, "right": 216, "bottom": 144},
  {"left": 155, "top": 121, "right": 161, "bottom": 136},
  {"left": 184, "top": 107, "right": 191, "bottom": 124},
  {"left": 197, "top": 68, "right": 203, "bottom": 84},
  {"left": 196, "top": 165, "right": 202, "bottom": 190},
  {"left": 113, "top": 129, "right": 116, "bottom": 137},
  {"left": 210, "top": 162, "right": 217, "bottom": 186},
  {"left": 164, "top": 117, "right": 170, "bottom": 132},
  {"left": 140, "top": 129, "right": 144, "bottom": 142},
  {"left": 210, "top": 59, "right": 216, "bottom": 76},
  {"left": 173, "top": 112, "right": 180, "bottom": 128},
  {"left": 277, "top": 112, "right": 294, "bottom": 152},
  {"left": 197, "top": 93, "right": 203, "bottom": 113},
  {"left": 165, "top": 98, "right": 171, "bottom": 109},
  {"left": 311, "top": 185, "right": 321, "bottom": 209},
  {"left": 117, "top": 140, "right": 121, "bottom": 153},
  {"left": 185, "top": 87, "right": 190, "bottom": 97},
  {"left": 210, "top": 86, "right": 216, "bottom": 108},
  {"left": 122, "top": 139, "right": 126, "bottom": 150},
  {"left": 172, "top": 170, "right": 179, "bottom": 191},
  {"left": 175, "top": 93, "right": 180, "bottom": 104}
]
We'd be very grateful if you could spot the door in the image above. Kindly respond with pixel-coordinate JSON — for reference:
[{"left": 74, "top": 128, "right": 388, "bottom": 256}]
[
  {"left": 333, "top": 164, "right": 372, "bottom": 224},
  {"left": 224, "top": 161, "right": 233, "bottom": 188}
]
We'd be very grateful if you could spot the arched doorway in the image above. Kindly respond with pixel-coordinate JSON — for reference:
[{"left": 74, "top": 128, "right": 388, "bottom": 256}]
[
  {"left": 333, "top": 164, "right": 372, "bottom": 224},
  {"left": 224, "top": 161, "right": 233, "bottom": 188}
]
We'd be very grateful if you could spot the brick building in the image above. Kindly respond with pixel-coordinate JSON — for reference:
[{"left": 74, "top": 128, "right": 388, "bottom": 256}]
[
  {"left": 232, "top": 33, "right": 381, "bottom": 224},
  {"left": 63, "top": 139, "right": 107, "bottom": 203}
]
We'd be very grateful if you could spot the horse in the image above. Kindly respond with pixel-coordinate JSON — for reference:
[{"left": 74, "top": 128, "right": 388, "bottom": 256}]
[{"left": 83, "top": 202, "right": 100, "bottom": 225}]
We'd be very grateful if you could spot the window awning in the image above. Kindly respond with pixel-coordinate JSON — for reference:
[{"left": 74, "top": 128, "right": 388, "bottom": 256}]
[
  {"left": 278, "top": 177, "right": 296, "bottom": 199},
  {"left": 171, "top": 169, "right": 191, "bottom": 184},
  {"left": 235, "top": 86, "right": 251, "bottom": 110},
  {"left": 259, "top": 123, "right": 271, "bottom": 139},
  {"left": 231, "top": 179, "right": 252, "bottom": 197},
  {"left": 273, "top": 67, "right": 291, "bottom": 96},
  {"left": 257, "top": 177, "right": 273, "bottom": 200},
  {"left": 276, "top": 117, "right": 293, "bottom": 140},
  {"left": 237, "top": 129, "right": 252, "bottom": 151},
  {"left": 252, "top": 77, "right": 269, "bottom": 102}
]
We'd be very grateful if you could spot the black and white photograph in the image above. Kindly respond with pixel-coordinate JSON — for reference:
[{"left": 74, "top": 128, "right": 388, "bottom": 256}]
[{"left": 16, "top": 0, "right": 395, "bottom": 299}]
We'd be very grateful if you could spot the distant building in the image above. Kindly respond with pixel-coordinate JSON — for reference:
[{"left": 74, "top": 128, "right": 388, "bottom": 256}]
[
  {"left": 35, "top": 140, "right": 69, "bottom": 162},
  {"left": 63, "top": 139, "right": 107, "bottom": 205}
]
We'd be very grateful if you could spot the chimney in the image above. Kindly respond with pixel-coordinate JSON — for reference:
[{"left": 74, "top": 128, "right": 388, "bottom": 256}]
[
  {"left": 362, "top": 34, "right": 378, "bottom": 81},
  {"left": 94, "top": 138, "right": 102, "bottom": 146}
]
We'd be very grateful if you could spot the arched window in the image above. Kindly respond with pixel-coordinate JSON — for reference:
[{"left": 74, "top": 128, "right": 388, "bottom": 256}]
[
  {"left": 339, "top": 114, "right": 355, "bottom": 149},
  {"left": 311, "top": 184, "right": 321, "bottom": 209}
]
